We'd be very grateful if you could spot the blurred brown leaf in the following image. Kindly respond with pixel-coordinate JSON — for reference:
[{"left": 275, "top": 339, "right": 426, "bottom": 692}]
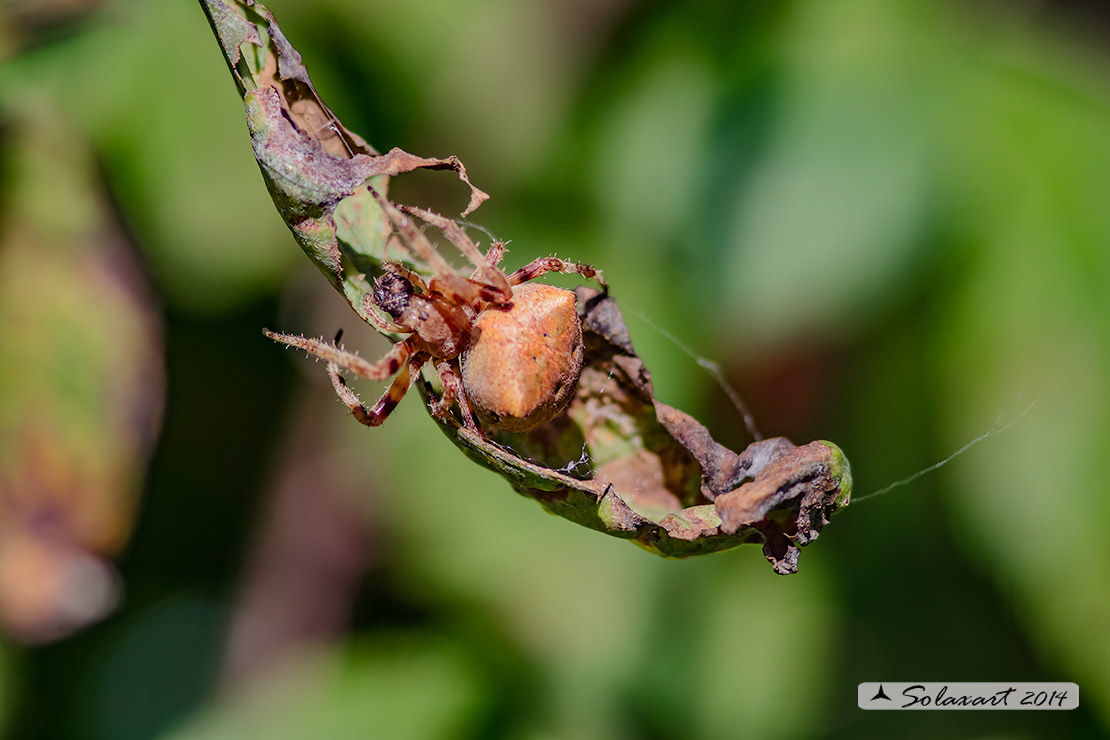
[{"left": 0, "top": 106, "right": 163, "bottom": 643}]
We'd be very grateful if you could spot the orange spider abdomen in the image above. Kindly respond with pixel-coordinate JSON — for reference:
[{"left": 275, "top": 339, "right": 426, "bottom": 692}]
[{"left": 461, "top": 283, "right": 584, "bottom": 433}]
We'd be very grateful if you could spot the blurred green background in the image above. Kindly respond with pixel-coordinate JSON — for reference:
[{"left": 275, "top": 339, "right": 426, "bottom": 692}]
[{"left": 2, "top": 0, "right": 1109, "bottom": 738}]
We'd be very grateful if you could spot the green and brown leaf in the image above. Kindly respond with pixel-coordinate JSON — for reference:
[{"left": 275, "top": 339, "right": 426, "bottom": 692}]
[{"left": 199, "top": 0, "right": 851, "bottom": 573}]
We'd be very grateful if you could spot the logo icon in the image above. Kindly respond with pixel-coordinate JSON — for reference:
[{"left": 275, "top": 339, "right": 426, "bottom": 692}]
[{"left": 870, "top": 684, "right": 892, "bottom": 702}]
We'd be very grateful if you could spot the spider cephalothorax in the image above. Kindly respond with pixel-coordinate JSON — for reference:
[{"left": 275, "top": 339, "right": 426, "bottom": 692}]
[{"left": 265, "top": 186, "right": 604, "bottom": 434}]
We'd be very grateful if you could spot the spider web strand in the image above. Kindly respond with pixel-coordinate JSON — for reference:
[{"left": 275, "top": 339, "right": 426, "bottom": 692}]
[
  {"left": 852, "top": 399, "right": 1037, "bottom": 504},
  {"left": 628, "top": 308, "right": 762, "bottom": 442}
]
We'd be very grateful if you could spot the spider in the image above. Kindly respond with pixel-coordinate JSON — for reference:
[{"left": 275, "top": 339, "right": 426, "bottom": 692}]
[{"left": 265, "top": 186, "right": 606, "bottom": 434}]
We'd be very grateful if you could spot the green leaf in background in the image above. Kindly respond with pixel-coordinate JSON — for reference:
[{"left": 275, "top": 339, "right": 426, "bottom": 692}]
[
  {"left": 936, "top": 22, "right": 1110, "bottom": 726},
  {"left": 163, "top": 635, "right": 489, "bottom": 740},
  {"left": 719, "top": 0, "right": 940, "bottom": 343},
  {"left": 0, "top": 0, "right": 298, "bottom": 313}
]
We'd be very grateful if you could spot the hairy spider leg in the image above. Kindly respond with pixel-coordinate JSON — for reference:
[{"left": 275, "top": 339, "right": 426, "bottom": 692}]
[
  {"left": 263, "top": 329, "right": 413, "bottom": 381},
  {"left": 361, "top": 294, "right": 408, "bottom": 334},
  {"left": 327, "top": 351, "right": 427, "bottom": 427},
  {"left": 430, "top": 359, "right": 480, "bottom": 431},
  {"left": 381, "top": 261, "right": 429, "bottom": 292},
  {"left": 508, "top": 257, "right": 607, "bottom": 292},
  {"left": 396, "top": 203, "right": 512, "bottom": 303},
  {"left": 480, "top": 241, "right": 507, "bottom": 270},
  {"left": 366, "top": 185, "right": 481, "bottom": 305}
]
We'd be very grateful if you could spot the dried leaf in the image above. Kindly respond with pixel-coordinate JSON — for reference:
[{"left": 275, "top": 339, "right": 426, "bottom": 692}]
[
  {"left": 201, "top": 0, "right": 851, "bottom": 572},
  {"left": 200, "top": 0, "right": 488, "bottom": 319},
  {"left": 422, "top": 290, "right": 851, "bottom": 572}
]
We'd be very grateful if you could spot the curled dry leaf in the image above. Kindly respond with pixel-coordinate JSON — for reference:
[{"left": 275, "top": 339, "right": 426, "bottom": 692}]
[
  {"left": 201, "top": 0, "right": 851, "bottom": 572},
  {"left": 200, "top": 0, "right": 488, "bottom": 317},
  {"left": 421, "top": 289, "right": 850, "bottom": 573}
]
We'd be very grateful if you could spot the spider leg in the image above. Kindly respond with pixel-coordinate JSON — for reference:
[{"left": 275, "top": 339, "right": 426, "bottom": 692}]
[
  {"left": 395, "top": 204, "right": 512, "bottom": 303},
  {"left": 366, "top": 185, "right": 480, "bottom": 305},
  {"left": 465, "top": 241, "right": 507, "bottom": 304},
  {"left": 464, "top": 241, "right": 513, "bottom": 304},
  {"left": 507, "top": 257, "right": 607, "bottom": 292},
  {"left": 264, "top": 329, "right": 413, "bottom": 381},
  {"left": 480, "top": 241, "right": 506, "bottom": 269},
  {"left": 327, "top": 352, "right": 426, "bottom": 427},
  {"left": 362, "top": 294, "right": 408, "bottom": 334},
  {"left": 381, "top": 262, "right": 429, "bottom": 293},
  {"left": 430, "top": 359, "right": 481, "bottom": 432}
]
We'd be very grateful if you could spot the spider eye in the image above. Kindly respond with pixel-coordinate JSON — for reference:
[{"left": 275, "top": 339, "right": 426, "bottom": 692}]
[{"left": 374, "top": 271, "right": 414, "bottom": 319}]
